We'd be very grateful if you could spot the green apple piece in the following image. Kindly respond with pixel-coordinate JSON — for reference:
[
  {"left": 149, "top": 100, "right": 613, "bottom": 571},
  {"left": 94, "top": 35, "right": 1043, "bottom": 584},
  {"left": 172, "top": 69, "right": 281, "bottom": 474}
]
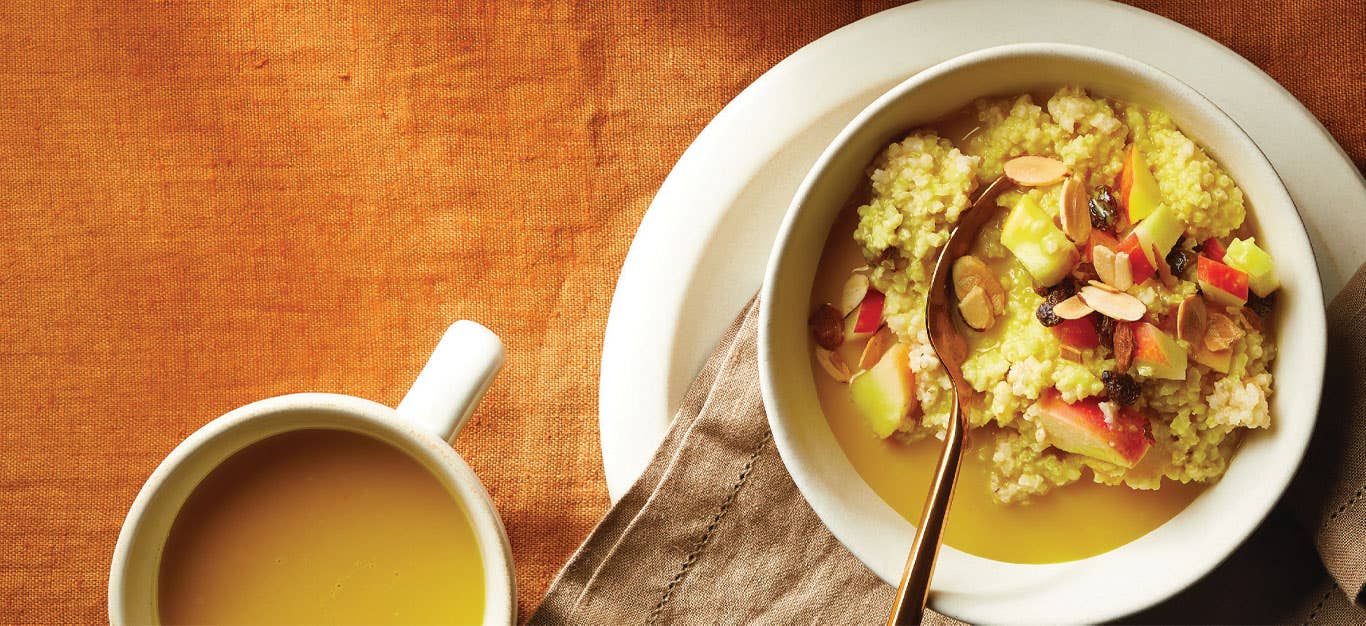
[
  {"left": 849, "top": 343, "right": 915, "bottom": 439},
  {"left": 1224, "top": 237, "right": 1280, "bottom": 297},
  {"left": 1130, "top": 322, "right": 1189, "bottom": 380},
  {"left": 1001, "top": 194, "right": 1079, "bottom": 287},
  {"left": 1131, "top": 204, "right": 1185, "bottom": 259}
]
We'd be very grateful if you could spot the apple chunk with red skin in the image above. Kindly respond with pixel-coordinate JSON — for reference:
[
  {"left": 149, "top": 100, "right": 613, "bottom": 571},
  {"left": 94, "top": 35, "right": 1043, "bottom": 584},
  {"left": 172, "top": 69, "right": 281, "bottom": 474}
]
[
  {"left": 1030, "top": 389, "right": 1153, "bottom": 468},
  {"left": 1197, "top": 256, "right": 1249, "bottom": 307},
  {"left": 1129, "top": 321, "right": 1189, "bottom": 380},
  {"left": 1116, "top": 232, "right": 1156, "bottom": 285},
  {"left": 849, "top": 342, "right": 917, "bottom": 439},
  {"left": 843, "top": 289, "right": 885, "bottom": 340},
  {"left": 1052, "top": 317, "right": 1100, "bottom": 350}
]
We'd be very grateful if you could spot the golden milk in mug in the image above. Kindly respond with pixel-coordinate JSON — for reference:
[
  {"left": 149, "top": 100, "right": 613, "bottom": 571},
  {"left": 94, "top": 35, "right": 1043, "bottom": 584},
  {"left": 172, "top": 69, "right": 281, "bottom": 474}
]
[
  {"left": 157, "top": 428, "right": 485, "bottom": 625},
  {"left": 110, "top": 322, "right": 515, "bottom": 625}
]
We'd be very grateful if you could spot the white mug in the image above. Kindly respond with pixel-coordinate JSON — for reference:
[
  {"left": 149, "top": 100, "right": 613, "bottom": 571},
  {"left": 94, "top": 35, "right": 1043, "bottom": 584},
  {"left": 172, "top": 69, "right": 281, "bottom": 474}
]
[{"left": 109, "top": 321, "right": 516, "bottom": 624}]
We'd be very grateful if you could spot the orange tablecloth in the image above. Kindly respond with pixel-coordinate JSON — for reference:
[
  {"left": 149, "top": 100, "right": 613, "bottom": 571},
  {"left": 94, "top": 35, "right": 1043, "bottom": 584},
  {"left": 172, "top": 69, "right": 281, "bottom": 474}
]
[{"left": 1, "top": 1, "right": 1362, "bottom": 621}]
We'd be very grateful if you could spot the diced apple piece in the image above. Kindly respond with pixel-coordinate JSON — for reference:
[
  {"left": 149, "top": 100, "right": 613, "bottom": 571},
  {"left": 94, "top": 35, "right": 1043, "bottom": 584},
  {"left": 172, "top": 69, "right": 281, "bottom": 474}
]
[
  {"left": 1201, "top": 238, "right": 1227, "bottom": 263},
  {"left": 1001, "top": 194, "right": 1079, "bottom": 287},
  {"left": 1052, "top": 317, "right": 1100, "bottom": 350},
  {"left": 1116, "top": 233, "right": 1156, "bottom": 285},
  {"left": 849, "top": 343, "right": 916, "bottom": 439},
  {"left": 843, "top": 289, "right": 885, "bottom": 341},
  {"left": 1130, "top": 204, "right": 1185, "bottom": 260},
  {"left": 1129, "top": 322, "right": 1188, "bottom": 380},
  {"left": 1197, "top": 256, "right": 1249, "bottom": 307},
  {"left": 1224, "top": 237, "right": 1280, "bottom": 297},
  {"left": 1031, "top": 389, "right": 1152, "bottom": 468},
  {"left": 1118, "top": 145, "right": 1162, "bottom": 222},
  {"left": 1190, "top": 344, "right": 1232, "bottom": 374}
]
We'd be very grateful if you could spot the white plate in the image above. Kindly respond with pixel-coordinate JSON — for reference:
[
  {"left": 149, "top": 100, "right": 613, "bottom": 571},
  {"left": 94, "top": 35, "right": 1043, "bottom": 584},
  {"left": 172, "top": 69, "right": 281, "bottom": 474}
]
[{"left": 598, "top": 0, "right": 1366, "bottom": 502}]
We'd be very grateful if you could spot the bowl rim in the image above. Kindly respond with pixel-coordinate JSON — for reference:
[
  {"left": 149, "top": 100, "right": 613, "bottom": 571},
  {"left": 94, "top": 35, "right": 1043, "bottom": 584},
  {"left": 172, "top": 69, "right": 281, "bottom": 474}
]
[{"left": 758, "top": 41, "right": 1326, "bottom": 623}]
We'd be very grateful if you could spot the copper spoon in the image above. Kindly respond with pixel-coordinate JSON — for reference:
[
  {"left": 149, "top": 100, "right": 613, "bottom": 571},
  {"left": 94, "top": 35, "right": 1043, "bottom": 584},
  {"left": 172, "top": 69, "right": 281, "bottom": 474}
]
[{"left": 886, "top": 175, "right": 1015, "bottom": 625}]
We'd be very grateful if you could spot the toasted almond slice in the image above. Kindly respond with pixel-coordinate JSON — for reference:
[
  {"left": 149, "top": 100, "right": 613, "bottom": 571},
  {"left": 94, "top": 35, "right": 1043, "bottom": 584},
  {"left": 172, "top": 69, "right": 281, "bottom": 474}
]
[
  {"left": 1112, "top": 251, "right": 1134, "bottom": 291},
  {"left": 1204, "top": 310, "right": 1245, "bottom": 352},
  {"left": 1059, "top": 177, "right": 1092, "bottom": 242},
  {"left": 1088, "top": 279, "right": 1121, "bottom": 294},
  {"left": 1176, "top": 295, "right": 1208, "bottom": 345},
  {"left": 1052, "top": 295, "right": 1094, "bottom": 320},
  {"left": 815, "top": 347, "right": 851, "bottom": 383},
  {"left": 1003, "top": 155, "right": 1069, "bottom": 187},
  {"left": 1242, "top": 308, "right": 1265, "bottom": 333},
  {"left": 859, "top": 326, "right": 897, "bottom": 370},
  {"left": 1113, "top": 322, "right": 1135, "bottom": 373},
  {"left": 1079, "top": 285, "right": 1146, "bottom": 321},
  {"left": 840, "top": 273, "right": 870, "bottom": 316},
  {"left": 1060, "top": 345, "right": 1084, "bottom": 362},
  {"left": 953, "top": 255, "right": 1007, "bottom": 315},
  {"left": 958, "top": 285, "right": 996, "bottom": 331},
  {"left": 1153, "top": 243, "right": 1176, "bottom": 288},
  {"left": 808, "top": 303, "right": 844, "bottom": 349},
  {"left": 1093, "top": 245, "right": 1117, "bottom": 286}
]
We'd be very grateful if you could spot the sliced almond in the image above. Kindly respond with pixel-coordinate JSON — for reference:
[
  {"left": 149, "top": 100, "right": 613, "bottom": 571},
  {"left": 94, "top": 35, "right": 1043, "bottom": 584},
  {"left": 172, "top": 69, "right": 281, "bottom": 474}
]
[
  {"left": 859, "top": 326, "right": 897, "bottom": 370},
  {"left": 1059, "top": 177, "right": 1092, "bottom": 242},
  {"left": 808, "top": 303, "right": 844, "bottom": 349},
  {"left": 1088, "top": 279, "right": 1121, "bottom": 294},
  {"left": 1112, "top": 251, "right": 1134, "bottom": 291},
  {"left": 1052, "top": 295, "right": 1094, "bottom": 320},
  {"left": 1113, "top": 322, "right": 1135, "bottom": 373},
  {"left": 1060, "top": 345, "right": 1084, "bottom": 362},
  {"left": 1152, "top": 243, "right": 1176, "bottom": 288},
  {"left": 1242, "top": 308, "right": 1265, "bottom": 333},
  {"left": 953, "top": 255, "right": 1007, "bottom": 315},
  {"left": 1093, "top": 245, "right": 1117, "bottom": 286},
  {"left": 1176, "top": 295, "right": 1208, "bottom": 345},
  {"left": 815, "top": 347, "right": 851, "bottom": 383},
  {"left": 1003, "top": 155, "right": 1069, "bottom": 187},
  {"left": 840, "top": 273, "right": 871, "bottom": 316},
  {"left": 958, "top": 285, "right": 996, "bottom": 331},
  {"left": 1204, "top": 310, "right": 1245, "bottom": 352},
  {"left": 1079, "top": 285, "right": 1146, "bottom": 321}
]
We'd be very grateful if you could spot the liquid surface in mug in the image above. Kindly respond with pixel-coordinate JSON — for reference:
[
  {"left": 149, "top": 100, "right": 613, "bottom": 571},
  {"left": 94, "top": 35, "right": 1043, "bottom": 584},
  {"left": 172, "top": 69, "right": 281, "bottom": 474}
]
[{"left": 158, "top": 428, "right": 485, "bottom": 625}]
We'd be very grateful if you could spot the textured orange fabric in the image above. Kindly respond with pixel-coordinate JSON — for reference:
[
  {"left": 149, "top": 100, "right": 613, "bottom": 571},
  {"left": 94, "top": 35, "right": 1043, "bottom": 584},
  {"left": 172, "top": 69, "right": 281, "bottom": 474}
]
[{"left": 0, "top": 1, "right": 1360, "bottom": 622}]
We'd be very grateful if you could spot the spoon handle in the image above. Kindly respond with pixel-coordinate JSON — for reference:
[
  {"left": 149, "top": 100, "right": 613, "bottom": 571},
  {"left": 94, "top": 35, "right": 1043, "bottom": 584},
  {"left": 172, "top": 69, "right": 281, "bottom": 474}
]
[{"left": 887, "top": 394, "right": 966, "bottom": 626}]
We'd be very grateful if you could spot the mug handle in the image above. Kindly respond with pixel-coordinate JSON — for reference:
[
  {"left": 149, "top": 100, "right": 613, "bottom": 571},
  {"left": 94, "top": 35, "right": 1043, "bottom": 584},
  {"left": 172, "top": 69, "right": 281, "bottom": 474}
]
[{"left": 396, "top": 321, "right": 505, "bottom": 443}]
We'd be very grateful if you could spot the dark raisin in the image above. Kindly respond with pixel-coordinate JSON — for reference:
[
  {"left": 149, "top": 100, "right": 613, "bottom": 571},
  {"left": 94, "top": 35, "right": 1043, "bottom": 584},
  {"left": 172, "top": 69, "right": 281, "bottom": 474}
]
[
  {"left": 1167, "top": 247, "right": 1194, "bottom": 276},
  {"left": 1036, "top": 300, "right": 1063, "bottom": 327},
  {"left": 1089, "top": 186, "right": 1118, "bottom": 231},
  {"left": 1101, "top": 370, "right": 1141, "bottom": 405},
  {"left": 1248, "top": 292, "right": 1276, "bottom": 318},
  {"left": 1045, "top": 279, "right": 1076, "bottom": 304},
  {"left": 1092, "top": 314, "right": 1116, "bottom": 350}
]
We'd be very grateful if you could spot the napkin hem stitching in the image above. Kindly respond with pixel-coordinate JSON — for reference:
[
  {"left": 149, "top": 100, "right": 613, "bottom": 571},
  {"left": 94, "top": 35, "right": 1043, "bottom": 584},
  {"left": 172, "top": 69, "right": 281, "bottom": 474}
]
[{"left": 646, "top": 432, "right": 773, "bottom": 623}]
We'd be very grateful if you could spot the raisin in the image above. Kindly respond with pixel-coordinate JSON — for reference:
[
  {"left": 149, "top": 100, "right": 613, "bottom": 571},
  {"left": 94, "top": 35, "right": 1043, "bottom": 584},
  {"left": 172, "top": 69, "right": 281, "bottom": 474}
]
[
  {"left": 1101, "top": 370, "right": 1141, "bottom": 405},
  {"left": 1092, "top": 314, "right": 1116, "bottom": 350},
  {"left": 1165, "top": 238, "right": 1194, "bottom": 276},
  {"left": 1045, "top": 280, "right": 1076, "bottom": 304},
  {"left": 1036, "top": 300, "right": 1063, "bottom": 327},
  {"left": 1248, "top": 292, "right": 1276, "bottom": 318},
  {"left": 1089, "top": 186, "right": 1118, "bottom": 231}
]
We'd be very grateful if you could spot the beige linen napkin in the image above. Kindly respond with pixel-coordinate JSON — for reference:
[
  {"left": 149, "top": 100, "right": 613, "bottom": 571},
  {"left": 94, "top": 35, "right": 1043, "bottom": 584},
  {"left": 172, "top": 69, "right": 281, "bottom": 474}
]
[{"left": 532, "top": 265, "right": 1366, "bottom": 624}]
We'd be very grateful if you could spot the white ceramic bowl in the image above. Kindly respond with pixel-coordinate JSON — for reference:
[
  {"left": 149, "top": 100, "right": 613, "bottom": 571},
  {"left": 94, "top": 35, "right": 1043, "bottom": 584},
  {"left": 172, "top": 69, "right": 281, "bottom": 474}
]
[{"left": 759, "top": 43, "right": 1326, "bottom": 623}]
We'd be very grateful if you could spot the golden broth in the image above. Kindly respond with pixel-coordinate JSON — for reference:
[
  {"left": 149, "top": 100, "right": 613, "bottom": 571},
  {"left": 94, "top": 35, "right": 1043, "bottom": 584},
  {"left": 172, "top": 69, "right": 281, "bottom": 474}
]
[
  {"left": 158, "top": 428, "right": 485, "bottom": 625},
  {"left": 811, "top": 206, "right": 1205, "bottom": 564}
]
